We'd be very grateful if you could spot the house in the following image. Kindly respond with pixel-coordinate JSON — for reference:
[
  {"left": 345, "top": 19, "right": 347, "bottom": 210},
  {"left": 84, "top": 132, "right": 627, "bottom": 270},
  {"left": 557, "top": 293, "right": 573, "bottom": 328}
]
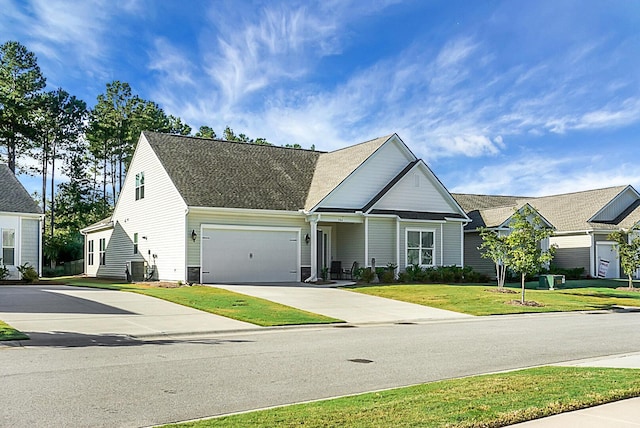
[
  {"left": 453, "top": 185, "right": 640, "bottom": 279},
  {"left": 81, "top": 131, "right": 470, "bottom": 283},
  {"left": 0, "top": 164, "right": 43, "bottom": 279}
]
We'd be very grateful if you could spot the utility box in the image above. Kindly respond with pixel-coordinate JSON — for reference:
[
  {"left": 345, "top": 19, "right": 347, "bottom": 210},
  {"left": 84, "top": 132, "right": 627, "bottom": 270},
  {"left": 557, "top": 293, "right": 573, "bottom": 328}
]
[{"left": 539, "top": 274, "right": 565, "bottom": 290}]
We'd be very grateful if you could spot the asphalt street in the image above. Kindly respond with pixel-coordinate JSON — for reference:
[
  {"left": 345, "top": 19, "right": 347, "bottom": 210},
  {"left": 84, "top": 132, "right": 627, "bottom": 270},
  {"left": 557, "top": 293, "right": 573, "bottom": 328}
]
[{"left": 2, "top": 310, "right": 640, "bottom": 427}]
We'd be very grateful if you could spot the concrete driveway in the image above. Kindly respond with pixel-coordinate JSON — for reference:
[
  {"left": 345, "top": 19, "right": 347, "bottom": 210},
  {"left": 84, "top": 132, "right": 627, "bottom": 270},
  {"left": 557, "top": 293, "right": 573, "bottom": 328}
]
[
  {"left": 0, "top": 285, "right": 253, "bottom": 343},
  {"left": 211, "top": 282, "right": 471, "bottom": 323}
]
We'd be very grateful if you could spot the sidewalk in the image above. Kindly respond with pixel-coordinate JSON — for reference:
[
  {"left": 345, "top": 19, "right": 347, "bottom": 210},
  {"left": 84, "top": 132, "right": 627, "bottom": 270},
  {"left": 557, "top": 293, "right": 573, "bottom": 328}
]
[{"left": 510, "top": 352, "right": 640, "bottom": 427}]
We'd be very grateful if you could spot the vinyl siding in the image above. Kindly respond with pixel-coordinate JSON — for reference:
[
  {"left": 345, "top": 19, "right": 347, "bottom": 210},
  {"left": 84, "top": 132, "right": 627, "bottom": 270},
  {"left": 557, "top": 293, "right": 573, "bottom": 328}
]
[
  {"left": 442, "top": 222, "right": 462, "bottom": 266},
  {"left": 368, "top": 217, "right": 396, "bottom": 267},
  {"left": 319, "top": 138, "right": 414, "bottom": 209},
  {"left": 85, "top": 228, "right": 113, "bottom": 277},
  {"left": 20, "top": 218, "right": 40, "bottom": 271},
  {"left": 89, "top": 135, "right": 188, "bottom": 281},
  {"left": 186, "top": 210, "right": 309, "bottom": 268},
  {"left": 592, "top": 187, "right": 638, "bottom": 222},
  {"left": 463, "top": 232, "right": 496, "bottom": 276},
  {"left": 335, "top": 222, "right": 365, "bottom": 268},
  {"left": 373, "top": 164, "right": 460, "bottom": 213},
  {"left": 549, "top": 234, "right": 591, "bottom": 273}
]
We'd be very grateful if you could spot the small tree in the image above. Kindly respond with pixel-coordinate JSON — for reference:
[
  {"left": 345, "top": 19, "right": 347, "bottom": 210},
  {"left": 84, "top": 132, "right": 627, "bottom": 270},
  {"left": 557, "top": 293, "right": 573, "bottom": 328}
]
[
  {"left": 505, "top": 206, "right": 555, "bottom": 303},
  {"left": 607, "top": 226, "right": 640, "bottom": 290},
  {"left": 478, "top": 228, "right": 509, "bottom": 289}
]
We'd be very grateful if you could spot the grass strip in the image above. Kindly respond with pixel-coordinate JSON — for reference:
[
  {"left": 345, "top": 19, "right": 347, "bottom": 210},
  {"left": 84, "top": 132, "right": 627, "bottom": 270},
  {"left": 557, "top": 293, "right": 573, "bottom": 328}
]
[
  {"left": 63, "top": 279, "right": 342, "bottom": 326},
  {"left": 0, "top": 320, "right": 28, "bottom": 341},
  {"left": 166, "top": 366, "right": 640, "bottom": 427},
  {"left": 346, "top": 284, "right": 640, "bottom": 316},
  {"left": 132, "top": 286, "right": 342, "bottom": 326}
]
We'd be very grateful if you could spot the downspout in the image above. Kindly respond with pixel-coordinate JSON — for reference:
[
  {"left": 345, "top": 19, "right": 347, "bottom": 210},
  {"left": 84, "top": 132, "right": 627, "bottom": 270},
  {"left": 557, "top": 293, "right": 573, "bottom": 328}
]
[
  {"left": 440, "top": 223, "right": 443, "bottom": 267},
  {"left": 396, "top": 216, "right": 400, "bottom": 276},
  {"left": 184, "top": 207, "right": 189, "bottom": 283},
  {"left": 589, "top": 231, "right": 595, "bottom": 277},
  {"left": 460, "top": 222, "right": 464, "bottom": 267}
]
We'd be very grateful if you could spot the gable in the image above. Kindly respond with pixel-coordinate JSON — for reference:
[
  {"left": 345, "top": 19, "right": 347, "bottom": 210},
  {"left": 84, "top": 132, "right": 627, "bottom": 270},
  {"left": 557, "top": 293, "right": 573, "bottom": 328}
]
[
  {"left": 370, "top": 161, "right": 466, "bottom": 216},
  {"left": 590, "top": 186, "right": 640, "bottom": 223},
  {"left": 0, "top": 165, "right": 41, "bottom": 214},
  {"left": 314, "top": 135, "right": 415, "bottom": 210}
]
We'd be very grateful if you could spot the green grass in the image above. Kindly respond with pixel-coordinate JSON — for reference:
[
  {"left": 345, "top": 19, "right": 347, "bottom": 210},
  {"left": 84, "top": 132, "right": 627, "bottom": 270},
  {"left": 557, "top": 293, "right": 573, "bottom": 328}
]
[
  {"left": 345, "top": 282, "right": 640, "bottom": 316},
  {"left": 165, "top": 366, "right": 640, "bottom": 427},
  {"left": 61, "top": 278, "right": 342, "bottom": 326},
  {"left": 0, "top": 320, "right": 28, "bottom": 341}
]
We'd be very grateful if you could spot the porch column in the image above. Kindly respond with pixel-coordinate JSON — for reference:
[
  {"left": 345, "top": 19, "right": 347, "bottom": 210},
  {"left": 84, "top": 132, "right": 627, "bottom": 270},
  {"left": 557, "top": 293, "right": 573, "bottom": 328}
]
[
  {"left": 364, "top": 216, "right": 369, "bottom": 267},
  {"left": 308, "top": 219, "right": 318, "bottom": 282}
]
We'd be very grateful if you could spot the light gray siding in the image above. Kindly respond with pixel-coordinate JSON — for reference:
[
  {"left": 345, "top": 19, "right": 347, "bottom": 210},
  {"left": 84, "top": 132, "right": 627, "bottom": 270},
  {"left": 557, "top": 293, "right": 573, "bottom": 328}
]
[
  {"left": 442, "top": 222, "right": 462, "bottom": 266},
  {"left": 335, "top": 223, "right": 365, "bottom": 267},
  {"left": 549, "top": 234, "right": 591, "bottom": 273},
  {"left": 373, "top": 164, "right": 460, "bottom": 213},
  {"left": 463, "top": 232, "right": 496, "bottom": 276},
  {"left": 319, "top": 139, "right": 413, "bottom": 209},
  {"left": 368, "top": 217, "right": 396, "bottom": 267},
  {"left": 592, "top": 187, "right": 638, "bottom": 222},
  {"left": 20, "top": 218, "right": 40, "bottom": 271}
]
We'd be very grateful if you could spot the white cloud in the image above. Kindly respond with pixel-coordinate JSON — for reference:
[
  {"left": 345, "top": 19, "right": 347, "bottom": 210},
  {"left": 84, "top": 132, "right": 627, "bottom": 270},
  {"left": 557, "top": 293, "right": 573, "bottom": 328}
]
[{"left": 449, "top": 154, "right": 640, "bottom": 197}]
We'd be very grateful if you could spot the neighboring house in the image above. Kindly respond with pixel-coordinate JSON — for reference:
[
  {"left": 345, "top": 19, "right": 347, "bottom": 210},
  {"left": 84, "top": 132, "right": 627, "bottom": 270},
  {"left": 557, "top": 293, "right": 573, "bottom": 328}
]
[
  {"left": 453, "top": 185, "right": 640, "bottom": 279},
  {"left": 82, "top": 131, "right": 469, "bottom": 283},
  {"left": 0, "top": 164, "right": 43, "bottom": 279}
]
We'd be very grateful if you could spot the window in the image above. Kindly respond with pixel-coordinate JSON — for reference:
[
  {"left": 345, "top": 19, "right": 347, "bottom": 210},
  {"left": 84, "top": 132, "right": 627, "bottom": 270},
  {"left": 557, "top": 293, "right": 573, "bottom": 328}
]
[
  {"left": 133, "top": 233, "right": 138, "bottom": 254},
  {"left": 99, "top": 238, "right": 106, "bottom": 265},
  {"left": 88, "top": 240, "right": 94, "bottom": 265},
  {"left": 2, "top": 229, "right": 15, "bottom": 265},
  {"left": 135, "top": 172, "right": 145, "bottom": 200},
  {"left": 406, "top": 229, "right": 435, "bottom": 267}
]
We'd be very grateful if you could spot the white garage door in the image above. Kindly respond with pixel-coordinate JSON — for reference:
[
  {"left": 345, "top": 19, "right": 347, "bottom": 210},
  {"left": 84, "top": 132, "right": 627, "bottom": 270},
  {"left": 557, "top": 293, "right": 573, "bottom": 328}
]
[
  {"left": 201, "top": 226, "right": 300, "bottom": 283},
  {"left": 595, "top": 242, "right": 620, "bottom": 279}
]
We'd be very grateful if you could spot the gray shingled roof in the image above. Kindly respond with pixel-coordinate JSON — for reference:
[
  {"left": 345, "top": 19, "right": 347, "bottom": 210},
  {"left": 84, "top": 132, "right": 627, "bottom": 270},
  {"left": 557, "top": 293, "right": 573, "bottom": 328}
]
[
  {"left": 453, "top": 185, "right": 640, "bottom": 232},
  {"left": 0, "top": 164, "right": 41, "bottom": 214},
  {"left": 144, "top": 132, "right": 321, "bottom": 211}
]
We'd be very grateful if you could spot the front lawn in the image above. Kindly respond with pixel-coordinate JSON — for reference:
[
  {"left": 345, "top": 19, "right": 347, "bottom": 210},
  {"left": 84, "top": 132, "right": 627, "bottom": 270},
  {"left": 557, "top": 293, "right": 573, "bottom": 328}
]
[
  {"left": 62, "top": 278, "right": 342, "bottom": 326},
  {"left": 0, "top": 320, "right": 28, "bottom": 341},
  {"left": 345, "top": 283, "right": 640, "bottom": 316},
  {"left": 166, "top": 366, "right": 640, "bottom": 427}
]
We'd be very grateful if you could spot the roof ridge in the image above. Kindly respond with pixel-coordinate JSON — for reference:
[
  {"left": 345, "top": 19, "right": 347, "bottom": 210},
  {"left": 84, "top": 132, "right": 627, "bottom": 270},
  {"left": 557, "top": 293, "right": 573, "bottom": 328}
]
[
  {"left": 327, "top": 134, "right": 393, "bottom": 154},
  {"left": 142, "top": 131, "right": 325, "bottom": 153}
]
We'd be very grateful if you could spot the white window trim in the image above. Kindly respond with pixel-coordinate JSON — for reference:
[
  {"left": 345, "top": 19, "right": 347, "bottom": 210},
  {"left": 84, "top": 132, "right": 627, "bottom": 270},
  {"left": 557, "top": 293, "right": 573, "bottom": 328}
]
[
  {"left": 99, "top": 238, "right": 106, "bottom": 266},
  {"left": 88, "top": 240, "right": 94, "bottom": 266},
  {"left": 2, "top": 228, "right": 16, "bottom": 266},
  {"left": 405, "top": 228, "right": 436, "bottom": 267},
  {"left": 135, "top": 172, "right": 145, "bottom": 201}
]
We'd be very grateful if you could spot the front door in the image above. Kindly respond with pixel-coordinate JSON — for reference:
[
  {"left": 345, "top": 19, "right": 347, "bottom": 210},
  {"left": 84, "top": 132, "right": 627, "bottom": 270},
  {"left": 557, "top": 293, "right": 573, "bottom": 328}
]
[{"left": 316, "top": 228, "right": 331, "bottom": 278}]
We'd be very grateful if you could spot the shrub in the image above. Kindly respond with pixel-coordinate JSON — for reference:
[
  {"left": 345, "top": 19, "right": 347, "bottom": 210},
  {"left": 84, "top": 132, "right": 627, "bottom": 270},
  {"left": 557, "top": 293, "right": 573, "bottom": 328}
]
[
  {"left": 0, "top": 263, "right": 9, "bottom": 280},
  {"left": 543, "top": 265, "right": 585, "bottom": 280},
  {"left": 42, "top": 266, "right": 65, "bottom": 278},
  {"left": 17, "top": 263, "right": 39, "bottom": 283},
  {"left": 360, "top": 267, "right": 376, "bottom": 283},
  {"left": 380, "top": 270, "right": 395, "bottom": 283}
]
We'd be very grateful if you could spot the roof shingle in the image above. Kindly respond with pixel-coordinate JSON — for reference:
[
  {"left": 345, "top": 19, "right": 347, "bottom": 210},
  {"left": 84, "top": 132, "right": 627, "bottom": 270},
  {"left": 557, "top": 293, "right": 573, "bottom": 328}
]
[{"left": 0, "top": 164, "right": 41, "bottom": 214}]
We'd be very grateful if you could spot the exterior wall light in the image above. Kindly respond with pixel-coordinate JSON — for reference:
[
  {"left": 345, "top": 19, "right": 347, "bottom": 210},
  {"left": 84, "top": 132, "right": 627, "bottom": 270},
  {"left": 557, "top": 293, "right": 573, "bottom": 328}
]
[{"left": 191, "top": 230, "right": 197, "bottom": 242}]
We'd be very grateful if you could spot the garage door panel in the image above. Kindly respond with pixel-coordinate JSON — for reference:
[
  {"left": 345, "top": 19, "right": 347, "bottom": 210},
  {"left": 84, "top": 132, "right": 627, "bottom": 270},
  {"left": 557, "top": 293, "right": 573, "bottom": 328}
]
[{"left": 201, "top": 228, "right": 299, "bottom": 283}]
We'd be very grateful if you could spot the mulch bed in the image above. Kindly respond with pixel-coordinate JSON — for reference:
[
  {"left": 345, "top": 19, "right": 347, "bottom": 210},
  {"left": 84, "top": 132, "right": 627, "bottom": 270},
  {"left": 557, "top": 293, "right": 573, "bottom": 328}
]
[
  {"left": 135, "top": 281, "right": 184, "bottom": 288},
  {"left": 616, "top": 287, "right": 640, "bottom": 292},
  {"left": 506, "top": 300, "right": 544, "bottom": 307},
  {"left": 484, "top": 288, "right": 518, "bottom": 294}
]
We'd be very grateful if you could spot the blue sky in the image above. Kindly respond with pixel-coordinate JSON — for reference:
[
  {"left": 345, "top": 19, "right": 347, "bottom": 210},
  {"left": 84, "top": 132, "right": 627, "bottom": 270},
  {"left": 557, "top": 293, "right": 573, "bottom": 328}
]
[{"left": 2, "top": 0, "right": 640, "bottom": 197}]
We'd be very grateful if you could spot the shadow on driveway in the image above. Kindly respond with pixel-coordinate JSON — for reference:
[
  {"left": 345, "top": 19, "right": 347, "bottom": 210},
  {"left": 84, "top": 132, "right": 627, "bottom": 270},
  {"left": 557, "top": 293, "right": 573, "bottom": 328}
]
[
  {"left": 3, "top": 331, "right": 255, "bottom": 348},
  {"left": 0, "top": 286, "right": 134, "bottom": 315}
]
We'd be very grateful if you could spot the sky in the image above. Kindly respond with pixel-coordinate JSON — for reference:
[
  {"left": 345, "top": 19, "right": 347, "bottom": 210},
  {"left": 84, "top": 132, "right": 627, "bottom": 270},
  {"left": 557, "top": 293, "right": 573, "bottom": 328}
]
[{"left": 2, "top": 0, "right": 640, "bottom": 198}]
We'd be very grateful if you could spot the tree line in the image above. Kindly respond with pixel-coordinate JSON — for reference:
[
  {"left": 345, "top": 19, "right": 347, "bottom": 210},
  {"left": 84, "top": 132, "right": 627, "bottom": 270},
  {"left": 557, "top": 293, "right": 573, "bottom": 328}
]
[{"left": 0, "top": 40, "right": 287, "bottom": 270}]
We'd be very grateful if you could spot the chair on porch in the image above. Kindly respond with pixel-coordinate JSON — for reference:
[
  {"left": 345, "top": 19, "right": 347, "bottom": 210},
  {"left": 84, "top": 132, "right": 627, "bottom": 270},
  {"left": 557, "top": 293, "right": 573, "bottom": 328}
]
[
  {"left": 329, "top": 261, "right": 342, "bottom": 280},
  {"left": 343, "top": 261, "right": 358, "bottom": 280}
]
